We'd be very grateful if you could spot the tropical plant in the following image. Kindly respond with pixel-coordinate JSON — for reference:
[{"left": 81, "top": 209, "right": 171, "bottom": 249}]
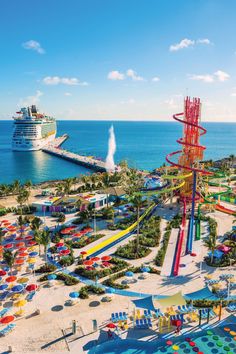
[
  {"left": 40, "top": 229, "right": 51, "bottom": 262},
  {"left": 3, "top": 250, "right": 18, "bottom": 274},
  {"left": 204, "top": 235, "right": 217, "bottom": 264},
  {"left": 30, "top": 217, "right": 42, "bottom": 231},
  {"left": 16, "top": 188, "right": 30, "bottom": 215},
  {"left": 129, "top": 194, "right": 143, "bottom": 255}
]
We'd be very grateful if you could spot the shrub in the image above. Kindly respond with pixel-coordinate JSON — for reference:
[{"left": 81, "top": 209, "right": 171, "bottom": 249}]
[
  {"left": 35, "top": 263, "right": 57, "bottom": 273},
  {"left": 79, "top": 285, "right": 105, "bottom": 299},
  {"left": 115, "top": 240, "right": 151, "bottom": 259},
  {"left": 154, "top": 227, "right": 172, "bottom": 267}
]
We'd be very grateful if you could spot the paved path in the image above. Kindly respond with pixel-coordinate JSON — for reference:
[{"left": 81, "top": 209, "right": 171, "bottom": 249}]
[{"left": 161, "top": 228, "right": 179, "bottom": 277}]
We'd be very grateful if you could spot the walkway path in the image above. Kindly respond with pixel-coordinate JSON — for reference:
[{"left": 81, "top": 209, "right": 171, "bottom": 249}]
[{"left": 161, "top": 228, "right": 179, "bottom": 277}]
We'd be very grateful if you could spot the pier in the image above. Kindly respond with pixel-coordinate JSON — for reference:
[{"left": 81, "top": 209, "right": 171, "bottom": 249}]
[{"left": 42, "top": 135, "right": 107, "bottom": 172}]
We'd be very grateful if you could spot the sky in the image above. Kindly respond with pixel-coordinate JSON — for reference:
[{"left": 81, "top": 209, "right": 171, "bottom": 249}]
[{"left": 1, "top": 0, "right": 236, "bottom": 122}]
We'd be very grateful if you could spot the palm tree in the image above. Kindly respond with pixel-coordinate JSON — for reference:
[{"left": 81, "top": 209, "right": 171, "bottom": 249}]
[
  {"left": 55, "top": 184, "right": 64, "bottom": 196},
  {"left": 204, "top": 236, "right": 217, "bottom": 264},
  {"left": 34, "top": 229, "right": 42, "bottom": 256},
  {"left": 129, "top": 194, "right": 143, "bottom": 255},
  {"left": 16, "top": 189, "right": 30, "bottom": 216},
  {"left": 30, "top": 216, "right": 42, "bottom": 231},
  {"left": 40, "top": 229, "right": 51, "bottom": 262},
  {"left": 3, "top": 250, "right": 18, "bottom": 275},
  {"left": 75, "top": 198, "right": 82, "bottom": 212},
  {"left": 63, "top": 178, "right": 73, "bottom": 195},
  {"left": 24, "top": 180, "right": 33, "bottom": 191},
  {"left": 12, "top": 180, "right": 21, "bottom": 194}
]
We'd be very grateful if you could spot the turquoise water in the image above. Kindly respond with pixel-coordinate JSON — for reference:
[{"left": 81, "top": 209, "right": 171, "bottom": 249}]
[
  {"left": 89, "top": 323, "right": 236, "bottom": 353},
  {"left": 0, "top": 120, "right": 235, "bottom": 184}
]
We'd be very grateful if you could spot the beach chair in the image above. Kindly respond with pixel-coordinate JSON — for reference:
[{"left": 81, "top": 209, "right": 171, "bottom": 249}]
[
  {"left": 0, "top": 292, "right": 9, "bottom": 301},
  {"left": 122, "top": 312, "right": 127, "bottom": 320},
  {"left": 147, "top": 318, "right": 153, "bottom": 328},
  {"left": 0, "top": 323, "right": 16, "bottom": 337},
  {"left": 0, "top": 308, "right": 11, "bottom": 318},
  {"left": 26, "top": 291, "right": 36, "bottom": 301}
]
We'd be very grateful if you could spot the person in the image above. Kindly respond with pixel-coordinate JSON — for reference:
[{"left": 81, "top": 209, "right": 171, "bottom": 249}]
[
  {"left": 175, "top": 325, "right": 182, "bottom": 335},
  {"left": 107, "top": 329, "right": 113, "bottom": 339}
]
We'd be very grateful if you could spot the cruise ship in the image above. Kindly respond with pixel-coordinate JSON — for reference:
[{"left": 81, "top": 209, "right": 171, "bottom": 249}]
[{"left": 12, "top": 105, "right": 57, "bottom": 151}]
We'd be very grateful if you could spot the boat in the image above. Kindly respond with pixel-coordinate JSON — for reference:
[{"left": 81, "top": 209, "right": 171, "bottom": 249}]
[{"left": 12, "top": 105, "right": 57, "bottom": 151}]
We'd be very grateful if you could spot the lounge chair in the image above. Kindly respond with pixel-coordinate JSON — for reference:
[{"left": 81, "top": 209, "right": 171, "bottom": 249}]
[
  {"left": 0, "top": 307, "right": 11, "bottom": 318},
  {"left": 0, "top": 323, "right": 16, "bottom": 336}
]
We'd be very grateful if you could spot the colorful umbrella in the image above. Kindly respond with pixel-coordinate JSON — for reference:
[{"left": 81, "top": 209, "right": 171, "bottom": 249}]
[
  {"left": 4, "top": 243, "right": 13, "bottom": 249},
  {"left": 27, "top": 241, "right": 37, "bottom": 246},
  {"left": 80, "top": 251, "right": 87, "bottom": 255},
  {"left": 0, "top": 315, "right": 15, "bottom": 324},
  {"left": 17, "top": 277, "right": 29, "bottom": 284},
  {"left": 11, "top": 284, "right": 24, "bottom": 293},
  {"left": 101, "top": 256, "right": 112, "bottom": 262},
  {"left": 5, "top": 276, "right": 17, "bottom": 283},
  {"left": 29, "top": 252, "right": 38, "bottom": 257},
  {"left": 26, "top": 284, "right": 38, "bottom": 292},
  {"left": 83, "top": 227, "right": 93, "bottom": 233},
  {"left": 24, "top": 235, "right": 33, "bottom": 240},
  {"left": 106, "top": 323, "right": 116, "bottom": 328},
  {"left": 0, "top": 284, "right": 8, "bottom": 290},
  {"left": 69, "top": 291, "right": 79, "bottom": 298},
  {"left": 58, "top": 246, "right": 67, "bottom": 251},
  {"left": 56, "top": 242, "right": 64, "bottom": 247},
  {"left": 73, "top": 233, "right": 82, "bottom": 237},
  {"left": 83, "top": 260, "right": 94, "bottom": 266},
  {"left": 15, "top": 259, "right": 24, "bottom": 265},
  {"left": 60, "top": 249, "right": 70, "bottom": 256},
  {"left": 0, "top": 270, "right": 6, "bottom": 276},
  {"left": 90, "top": 257, "right": 100, "bottom": 262},
  {"left": 18, "top": 247, "right": 27, "bottom": 252},
  {"left": 47, "top": 274, "right": 57, "bottom": 280},
  {"left": 27, "top": 258, "right": 36, "bottom": 264},
  {"left": 15, "top": 242, "right": 25, "bottom": 248},
  {"left": 125, "top": 271, "right": 134, "bottom": 277},
  {"left": 15, "top": 299, "right": 27, "bottom": 307},
  {"left": 18, "top": 252, "right": 28, "bottom": 258}
]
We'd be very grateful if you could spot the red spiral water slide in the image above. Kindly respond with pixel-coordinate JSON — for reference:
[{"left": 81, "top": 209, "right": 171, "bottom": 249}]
[{"left": 165, "top": 97, "right": 211, "bottom": 276}]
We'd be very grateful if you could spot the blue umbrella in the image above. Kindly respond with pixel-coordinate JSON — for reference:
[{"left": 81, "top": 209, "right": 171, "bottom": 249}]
[
  {"left": 125, "top": 271, "right": 134, "bottom": 277},
  {"left": 57, "top": 246, "right": 67, "bottom": 251},
  {"left": 47, "top": 274, "right": 57, "bottom": 280},
  {"left": 69, "top": 291, "right": 79, "bottom": 298},
  {"left": 0, "top": 284, "right": 8, "bottom": 291},
  {"left": 141, "top": 267, "right": 150, "bottom": 273},
  {"left": 106, "top": 288, "right": 115, "bottom": 294},
  {"left": 2, "top": 266, "right": 9, "bottom": 272},
  {"left": 11, "top": 284, "right": 24, "bottom": 293},
  {"left": 29, "top": 252, "right": 38, "bottom": 257}
]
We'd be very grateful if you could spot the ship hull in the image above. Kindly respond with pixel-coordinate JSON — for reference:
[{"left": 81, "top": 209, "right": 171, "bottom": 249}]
[{"left": 12, "top": 133, "right": 56, "bottom": 151}]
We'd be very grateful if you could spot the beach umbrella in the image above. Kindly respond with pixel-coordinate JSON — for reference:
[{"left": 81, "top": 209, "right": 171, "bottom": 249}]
[
  {"left": 83, "top": 260, "right": 94, "bottom": 266},
  {"left": 28, "top": 246, "right": 37, "bottom": 252},
  {"left": 5, "top": 276, "right": 17, "bottom": 283},
  {"left": 60, "top": 249, "right": 70, "bottom": 256},
  {"left": 57, "top": 246, "right": 67, "bottom": 251},
  {"left": 73, "top": 233, "right": 82, "bottom": 237},
  {"left": 101, "top": 256, "right": 112, "bottom": 262},
  {"left": 24, "top": 235, "right": 33, "bottom": 240},
  {"left": 106, "top": 323, "right": 116, "bottom": 329},
  {"left": 15, "top": 299, "right": 27, "bottom": 308},
  {"left": 106, "top": 288, "right": 115, "bottom": 294},
  {"left": 80, "top": 230, "right": 87, "bottom": 234},
  {"left": 29, "top": 252, "right": 38, "bottom": 257},
  {"left": 0, "top": 284, "right": 8, "bottom": 291},
  {"left": 4, "top": 243, "right": 13, "bottom": 249},
  {"left": 27, "top": 258, "right": 36, "bottom": 264},
  {"left": 80, "top": 251, "right": 87, "bottom": 255},
  {"left": 17, "top": 277, "right": 29, "bottom": 284},
  {"left": 11, "top": 284, "right": 24, "bottom": 293},
  {"left": 18, "top": 247, "right": 27, "bottom": 252},
  {"left": 125, "top": 271, "right": 134, "bottom": 277},
  {"left": 47, "top": 274, "right": 57, "bottom": 281},
  {"left": 90, "top": 257, "right": 100, "bottom": 262},
  {"left": 27, "top": 241, "right": 37, "bottom": 246},
  {"left": 0, "top": 315, "right": 15, "bottom": 324},
  {"left": 73, "top": 237, "right": 81, "bottom": 242},
  {"left": 1, "top": 220, "right": 9, "bottom": 223},
  {"left": 141, "top": 267, "right": 150, "bottom": 273},
  {"left": 18, "top": 252, "right": 28, "bottom": 258},
  {"left": 102, "top": 261, "right": 111, "bottom": 267},
  {"left": 0, "top": 270, "right": 6, "bottom": 276},
  {"left": 56, "top": 242, "right": 64, "bottom": 248},
  {"left": 69, "top": 291, "right": 79, "bottom": 298},
  {"left": 2, "top": 266, "right": 10, "bottom": 272},
  {"left": 15, "top": 259, "right": 24, "bottom": 265},
  {"left": 15, "top": 242, "right": 25, "bottom": 248},
  {"left": 83, "top": 227, "right": 93, "bottom": 233},
  {"left": 26, "top": 284, "right": 38, "bottom": 292},
  {"left": 15, "top": 237, "right": 24, "bottom": 241}
]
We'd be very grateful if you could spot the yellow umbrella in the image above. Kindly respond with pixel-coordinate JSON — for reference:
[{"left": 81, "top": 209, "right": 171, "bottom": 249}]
[
  {"left": 28, "top": 246, "right": 37, "bottom": 252},
  {"left": 15, "top": 299, "right": 27, "bottom": 307},
  {"left": 12, "top": 293, "right": 22, "bottom": 300},
  {"left": 17, "top": 277, "right": 29, "bottom": 284},
  {"left": 27, "top": 258, "right": 36, "bottom": 264}
]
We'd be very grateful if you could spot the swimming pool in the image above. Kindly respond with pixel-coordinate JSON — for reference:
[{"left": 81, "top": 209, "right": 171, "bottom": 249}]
[{"left": 89, "top": 323, "right": 236, "bottom": 353}]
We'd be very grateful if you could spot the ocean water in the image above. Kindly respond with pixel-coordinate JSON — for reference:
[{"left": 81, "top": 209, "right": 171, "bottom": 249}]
[{"left": 0, "top": 120, "right": 235, "bottom": 184}]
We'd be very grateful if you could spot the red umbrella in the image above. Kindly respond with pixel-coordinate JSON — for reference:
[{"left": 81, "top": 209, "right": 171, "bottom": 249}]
[
  {"left": 1, "top": 220, "right": 9, "bottom": 223},
  {"left": 4, "top": 243, "right": 13, "bottom": 249},
  {"left": 0, "top": 270, "right": 6, "bottom": 276},
  {"left": 15, "top": 237, "right": 24, "bottom": 241},
  {"left": 60, "top": 229, "right": 71, "bottom": 235},
  {"left": 0, "top": 315, "right": 15, "bottom": 324},
  {"left": 26, "top": 284, "right": 38, "bottom": 292},
  {"left": 60, "top": 249, "right": 70, "bottom": 256},
  {"left": 56, "top": 242, "right": 64, "bottom": 247},
  {"left": 27, "top": 241, "right": 37, "bottom": 246},
  {"left": 25, "top": 235, "right": 33, "bottom": 240},
  {"left": 18, "top": 247, "right": 27, "bottom": 252},
  {"left": 80, "top": 251, "right": 87, "bottom": 255},
  {"left": 83, "top": 227, "right": 93, "bottom": 233},
  {"left": 18, "top": 252, "right": 28, "bottom": 258},
  {"left": 102, "top": 261, "right": 111, "bottom": 267},
  {"left": 80, "top": 230, "right": 87, "bottom": 234},
  {"left": 72, "top": 233, "right": 82, "bottom": 237},
  {"left": 190, "top": 253, "right": 197, "bottom": 257},
  {"left": 83, "top": 260, "right": 94, "bottom": 266},
  {"left": 15, "top": 242, "right": 25, "bottom": 248},
  {"left": 106, "top": 323, "right": 116, "bottom": 328},
  {"left": 5, "top": 276, "right": 17, "bottom": 283},
  {"left": 101, "top": 256, "right": 112, "bottom": 262},
  {"left": 90, "top": 256, "right": 100, "bottom": 262},
  {"left": 15, "top": 259, "right": 24, "bottom": 265}
]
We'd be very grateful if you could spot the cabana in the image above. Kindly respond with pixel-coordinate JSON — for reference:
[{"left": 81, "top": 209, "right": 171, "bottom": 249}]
[
  {"left": 157, "top": 291, "right": 186, "bottom": 308},
  {"left": 217, "top": 245, "right": 231, "bottom": 254},
  {"left": 132, "top": 296, "right": 156, "bottom": 312},
  {"left": 185, "top": 286, "right": 218, "bottom": 301},
  {"left": 208, "top": 249, "right": 224, "bottom": 259}
]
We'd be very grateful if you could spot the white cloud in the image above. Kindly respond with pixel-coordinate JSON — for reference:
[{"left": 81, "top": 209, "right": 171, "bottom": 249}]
[
  {"left": 126, "top": 69, "right": 144, "bottom": 81},
  {"left": 231, "top": 93, "right": 236, "bottom": 97},
  {"left": 170, "top": 38, "right": 212, "bottom": 52},
  {"left": 19, "top": 90, "right": 43, "bottom": 107},
  {"left": 189, "top": 74, "right": 214, "bottom": 83},
  {"left": 65, "top": 92, "right": 72, "bottom": 96},
  {"left": 22, "top": 40, "right": 45, "bottom": 54},
  {"left": 42, "top": 76, "right": 88, "bottom": 86},
  {"left": 214, "top": 70, "right": 230, "bottom": 82},
  {"left": 197, "top": 38, "right": 211, "bottom": 45},
  {"left": 169, "top": 38, "right": 195, "bottom": 52},
  {"left": 107, "top": 70, "right": 125, "bottom": 80},
  {"left": 152, "top": 76, "right": 160, "bottom": 82}
]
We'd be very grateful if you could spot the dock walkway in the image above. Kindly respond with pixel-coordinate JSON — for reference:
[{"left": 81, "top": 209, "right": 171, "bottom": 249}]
[{"left": 42, "top": 135, "right": 106, "bottom": 172}]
